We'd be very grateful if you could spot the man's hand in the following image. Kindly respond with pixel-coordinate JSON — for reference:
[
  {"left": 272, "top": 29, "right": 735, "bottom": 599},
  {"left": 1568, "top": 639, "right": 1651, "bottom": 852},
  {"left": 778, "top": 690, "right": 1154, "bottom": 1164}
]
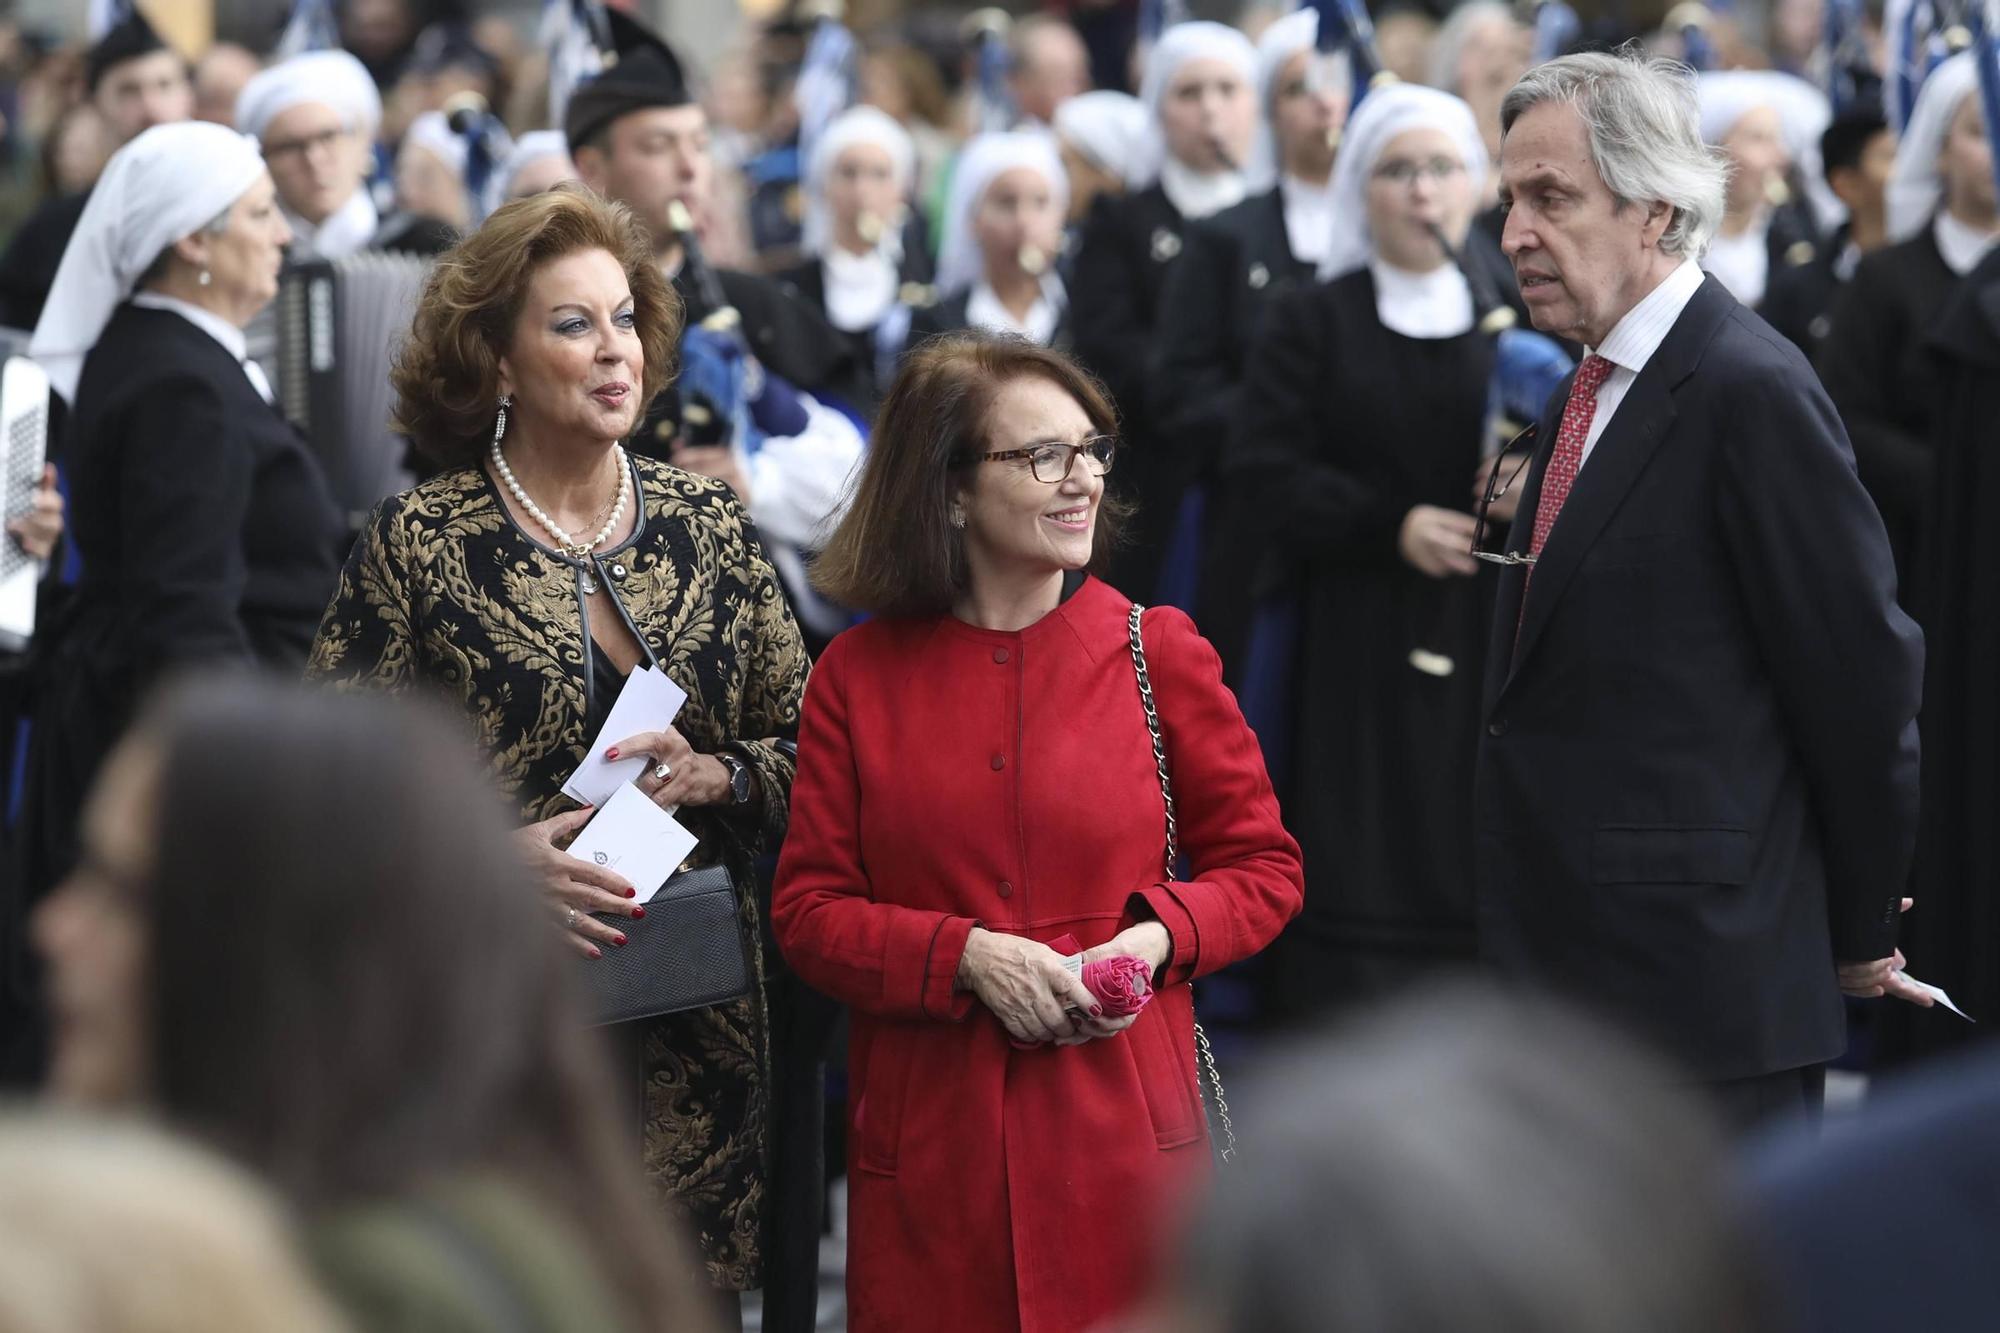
[{"left": 1836, "top": 898, "right": 1934, "bottom": 1005}]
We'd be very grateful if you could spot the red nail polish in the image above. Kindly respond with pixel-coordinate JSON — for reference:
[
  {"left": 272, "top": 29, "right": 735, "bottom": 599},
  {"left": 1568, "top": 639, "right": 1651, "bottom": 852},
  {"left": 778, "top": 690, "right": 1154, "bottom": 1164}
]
[
  {"left": 605, "top": 747, "right": 620, "bottom": 760},
  {"left": 1091, "top": 1005, "right": 1103, "bottom": 1017},
  {"left": 613, "top": 933, "right": 628, "bottom": 946},
  {"left": 631, "top": 905, "right": 646, "bottom": 919},
  {"left": 587, "top": 947, "right": 602, "bottom": 960},
  {"left": 624, "top": 887, "right": 637, "bottom": 898}
]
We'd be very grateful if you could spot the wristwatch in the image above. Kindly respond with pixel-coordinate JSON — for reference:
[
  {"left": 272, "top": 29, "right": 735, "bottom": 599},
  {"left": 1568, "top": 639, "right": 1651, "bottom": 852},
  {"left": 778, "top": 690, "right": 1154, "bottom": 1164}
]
[{"left": 717, "top": 750, "right": 753, "bottom": 806}]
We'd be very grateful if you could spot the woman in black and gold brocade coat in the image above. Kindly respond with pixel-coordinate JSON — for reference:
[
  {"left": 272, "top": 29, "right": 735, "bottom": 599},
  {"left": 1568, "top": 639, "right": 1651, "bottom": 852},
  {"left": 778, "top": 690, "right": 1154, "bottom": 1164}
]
[{"left": 306, "top": 186, "right": 808, "bottom": 1306}]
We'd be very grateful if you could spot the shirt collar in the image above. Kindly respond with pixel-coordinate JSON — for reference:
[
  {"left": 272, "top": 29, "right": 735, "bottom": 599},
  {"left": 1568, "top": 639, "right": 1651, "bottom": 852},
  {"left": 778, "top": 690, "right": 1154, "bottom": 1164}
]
[
  {"left": 1592, "top": 258, "right": 1706, "bottom": 373},
  {"left": 285, "top": 190, "right": 378, "bottom": 261},
  {"left": 129, "top": 291, "right": 249, "bottom": 363},
  {"left": 1934, "top": 210, "right": 2000, "bottom": 277},
  {"left": 966, "top": 273, "right": 1065, "bottom": 344}
]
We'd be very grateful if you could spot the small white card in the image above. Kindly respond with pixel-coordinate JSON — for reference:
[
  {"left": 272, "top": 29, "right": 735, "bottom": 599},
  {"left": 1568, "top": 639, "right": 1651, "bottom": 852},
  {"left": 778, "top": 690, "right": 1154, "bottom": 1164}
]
[
  {"left": 562, "top": 664, "right": 689, "bottom": 809},
  {"left": 564, "top": 782, "right": 699, "bottom": 904},
  {"left": 1897, "top": 971, "right": 1976, "bottom": 1022}
]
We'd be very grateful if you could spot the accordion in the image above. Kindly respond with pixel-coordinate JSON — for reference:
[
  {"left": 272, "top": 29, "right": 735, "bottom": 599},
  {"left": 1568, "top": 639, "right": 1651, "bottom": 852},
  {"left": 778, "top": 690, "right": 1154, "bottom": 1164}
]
[
  {"left": 258, "top": 252, "right": 432, "bottom": 529},
  {"left": 0, "top": 353, "right": 49, "bottom": 652}
]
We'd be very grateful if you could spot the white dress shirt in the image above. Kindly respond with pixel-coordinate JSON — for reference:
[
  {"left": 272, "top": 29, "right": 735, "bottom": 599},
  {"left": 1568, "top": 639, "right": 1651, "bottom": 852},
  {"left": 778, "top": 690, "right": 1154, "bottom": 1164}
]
[
  {"left": 284, "top": 189, "right": 379, "bottom": 261},
  {"left": 1575, "top": 258, "right": 1707, "bottom": 471},
  {"left": 129, "top": 291, "right": 275, "bottom": 403}
]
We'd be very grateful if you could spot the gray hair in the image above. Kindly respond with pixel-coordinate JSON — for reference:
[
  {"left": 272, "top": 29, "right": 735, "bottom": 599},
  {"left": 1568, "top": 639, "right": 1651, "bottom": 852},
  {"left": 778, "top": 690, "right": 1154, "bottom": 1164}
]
[
  {"left": 1500, "top": 50, "right": 1728, "bottom": 259},
  {"left": 1168, "top": 984, "right": 1774, "bottom": 1333}
]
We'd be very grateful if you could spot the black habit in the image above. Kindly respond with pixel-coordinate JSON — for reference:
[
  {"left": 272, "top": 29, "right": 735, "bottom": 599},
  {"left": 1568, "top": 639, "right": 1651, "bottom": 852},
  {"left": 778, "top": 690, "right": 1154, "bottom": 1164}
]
[
  {"left": 1475, "top": 275, "right": 1922, "bottom": 1086},
  {"left": 773, "top": 215, "right": 935, "bottom": 411},
  {"left": 18, "top": 305, "right": 344, "bottom": 893},
  {"left": 1880, "top": 245, "right": 2000, "bottom": 1066},
  {"left": 1815, "top": 223, "right": 1960, "bottom": 601},
  {"left": 0, "top": 192, "right": 89, "bottom": 331},
  {"left": 1235, "top": 266, "right": 1497, "bottom": 1020},
  {"left": 1151, "top": 188, "right": 1311, "bottom": 673},
  {"left": 1069, "top": 184, "right": 1192, "bottom": 602},
  {"left": 1759, "top": 222, "right": 1855, "bottom": 361}
]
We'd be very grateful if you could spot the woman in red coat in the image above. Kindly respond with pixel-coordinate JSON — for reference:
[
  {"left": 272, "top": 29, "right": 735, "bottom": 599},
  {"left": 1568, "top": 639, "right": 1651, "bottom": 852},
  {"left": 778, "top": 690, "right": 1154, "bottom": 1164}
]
[{"left": 772, "top": 333, "right": 1304, "bottom": 1333}]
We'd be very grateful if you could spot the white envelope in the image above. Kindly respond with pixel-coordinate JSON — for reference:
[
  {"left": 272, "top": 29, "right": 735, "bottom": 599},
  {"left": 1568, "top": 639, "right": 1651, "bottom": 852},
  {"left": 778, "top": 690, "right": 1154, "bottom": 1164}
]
[
  {"left": 562, "top": 664, "right": 689, "bottom": 809},
  {"left": 564, "top": 782, "right": 699, "bottom": 904}
]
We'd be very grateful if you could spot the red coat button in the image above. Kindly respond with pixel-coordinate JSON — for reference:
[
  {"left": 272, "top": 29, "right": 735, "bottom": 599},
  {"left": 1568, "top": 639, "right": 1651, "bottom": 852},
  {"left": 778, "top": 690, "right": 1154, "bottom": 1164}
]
[
  {"left": 997, "top": 881, "right": 1013, "bottom": 899},
  {"left": 990, "top": 754, "right": 1006, "bottom": 770},
  {"left": 993, "top": 647, "right": 1009, "bottom": 664}
]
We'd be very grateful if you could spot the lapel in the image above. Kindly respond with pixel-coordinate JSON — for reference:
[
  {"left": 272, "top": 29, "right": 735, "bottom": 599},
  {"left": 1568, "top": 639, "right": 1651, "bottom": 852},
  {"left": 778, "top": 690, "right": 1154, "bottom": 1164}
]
[{"left": 1495, "top": 277, "right": 1737, "bottom": 702}]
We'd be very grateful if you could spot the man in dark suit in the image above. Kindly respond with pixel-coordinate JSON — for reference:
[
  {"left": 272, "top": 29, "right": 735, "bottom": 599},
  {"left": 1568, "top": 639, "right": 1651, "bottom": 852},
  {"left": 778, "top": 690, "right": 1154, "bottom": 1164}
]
[{"left": 1476, "top": 51, "right": 1929, "bottom": 1130}]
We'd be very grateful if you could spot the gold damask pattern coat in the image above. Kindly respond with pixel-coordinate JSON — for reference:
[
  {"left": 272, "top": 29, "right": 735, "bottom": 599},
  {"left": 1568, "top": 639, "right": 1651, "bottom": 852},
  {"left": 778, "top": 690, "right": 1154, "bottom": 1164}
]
[{"left": 305, "top": 456, "right": 808, "bottom": 1290}]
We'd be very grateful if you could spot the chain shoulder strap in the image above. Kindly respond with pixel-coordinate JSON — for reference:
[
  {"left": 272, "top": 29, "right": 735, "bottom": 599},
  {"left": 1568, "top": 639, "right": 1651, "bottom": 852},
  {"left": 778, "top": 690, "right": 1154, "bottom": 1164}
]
[{"left": 1126, "top": 603, "right": 1236, "bottom": 1164}]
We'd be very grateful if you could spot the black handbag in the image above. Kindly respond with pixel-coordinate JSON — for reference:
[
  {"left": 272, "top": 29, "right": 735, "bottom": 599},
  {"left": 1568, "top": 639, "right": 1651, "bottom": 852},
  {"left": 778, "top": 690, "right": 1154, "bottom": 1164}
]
[{"left": 579, "top": 863, "right": 752, "bottom": 1026}]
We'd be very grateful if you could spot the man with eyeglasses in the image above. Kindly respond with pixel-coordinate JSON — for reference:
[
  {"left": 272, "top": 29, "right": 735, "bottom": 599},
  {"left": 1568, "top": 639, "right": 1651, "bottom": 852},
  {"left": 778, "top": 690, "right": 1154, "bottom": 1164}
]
[
  {"left": 0, "top": 9, "right": 193, "bottom": 330},
  {"left": 1478, "top": 53, "right": 1926, "bottom": 1133},
  {"left": 235, "top": 50, "right": 384, "bottom": 262}
]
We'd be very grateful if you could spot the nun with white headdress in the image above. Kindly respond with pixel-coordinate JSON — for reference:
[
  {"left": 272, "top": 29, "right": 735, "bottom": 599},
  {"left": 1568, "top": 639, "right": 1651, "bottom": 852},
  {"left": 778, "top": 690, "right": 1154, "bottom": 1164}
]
[
  {"left": 1696, "top": 69, "right": 1831, "bottom": 309},
  {"left": 1070, "top": 19, "right": 1260, "bottom": 600},
  {"left": 908, "top": 129, "right": 1070, "bottom": 348},
  {"left": 1818, "top": 51, "right": 1999, "bottom": 597},
  {"left": 1051, "top": 89, "right": 1149, "bottom": 227},
  {"left": 1153, "top": 8, "right": 1351, "bottom": 639},
  {"left": 234, "top": 49, "right": 382, "bottom": 261},
  {"left": 1232, "top": 84, "right": 1504, "bottom": 1021},
  {"left": 20, "top": 121, "right": 343, "bottom": 893},
  {"left": 775, "top": 104, "right": 934, "bottom": 403},
  {"left": 374, "top": 110, "right": 480, "bottom": 254},
  {"left": 481, "top": 129, "right": 577, "bottom": 213}
]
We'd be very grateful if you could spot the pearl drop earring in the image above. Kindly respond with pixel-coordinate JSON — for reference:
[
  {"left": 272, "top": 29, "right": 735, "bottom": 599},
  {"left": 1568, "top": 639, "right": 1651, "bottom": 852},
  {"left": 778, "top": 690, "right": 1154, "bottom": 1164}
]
[
  {"left": 198, "top": 270, "right": 212, "bottom": 287},
  {"left": 493, "top": 394, "right": 511, "bottom": 444}
]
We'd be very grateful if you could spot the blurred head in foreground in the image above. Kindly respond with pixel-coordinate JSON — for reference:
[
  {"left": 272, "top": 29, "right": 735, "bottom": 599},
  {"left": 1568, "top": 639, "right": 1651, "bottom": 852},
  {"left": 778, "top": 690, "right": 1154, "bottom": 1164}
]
[
  {"left": 34, "top": 678, "right": 710, "bottom": 1332},
  {"left": 1146, "top": 984, "right": 1773, "bottom": 1333},
  {"left": 0, "top": 1110, "right": 350, "bottom": 1333}
]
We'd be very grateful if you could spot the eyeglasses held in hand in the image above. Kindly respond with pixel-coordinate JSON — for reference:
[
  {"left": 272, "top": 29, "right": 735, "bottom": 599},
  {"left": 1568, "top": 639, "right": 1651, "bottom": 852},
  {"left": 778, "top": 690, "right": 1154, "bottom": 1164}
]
[
  {"left": 981, "top": 435, "right": 1118, "bottom": 484},
  {"left": 1472, "top": 423, "right": 1538, "bottom": 567}
]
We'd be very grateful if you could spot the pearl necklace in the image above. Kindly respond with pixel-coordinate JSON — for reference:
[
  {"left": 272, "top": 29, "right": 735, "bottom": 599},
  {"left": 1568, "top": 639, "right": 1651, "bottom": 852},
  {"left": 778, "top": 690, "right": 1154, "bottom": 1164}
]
[{"left": 491, "top": 438, "right": 631, "bottom": 564}]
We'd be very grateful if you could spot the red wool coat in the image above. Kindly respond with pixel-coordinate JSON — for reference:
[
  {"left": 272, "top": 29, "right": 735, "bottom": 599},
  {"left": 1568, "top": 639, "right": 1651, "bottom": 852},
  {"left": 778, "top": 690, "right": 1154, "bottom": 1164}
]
[{"left": 772, "top": 577, "right": 1304, "bottom": 1333}]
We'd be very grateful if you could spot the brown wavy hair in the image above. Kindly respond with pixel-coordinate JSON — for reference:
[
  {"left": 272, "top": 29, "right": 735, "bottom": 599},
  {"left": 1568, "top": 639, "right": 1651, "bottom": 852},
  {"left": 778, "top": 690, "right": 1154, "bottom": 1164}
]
[
  {"left": 811, "top": 331, "right": 1128, "bottom": 617},
  {"left": 392, "top": 183, "right": 683, "bottom": 469}
]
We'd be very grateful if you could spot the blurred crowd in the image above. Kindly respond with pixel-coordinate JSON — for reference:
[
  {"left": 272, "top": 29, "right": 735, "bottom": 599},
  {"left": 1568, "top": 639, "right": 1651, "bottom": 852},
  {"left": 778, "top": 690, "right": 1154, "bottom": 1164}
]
[{"left": 0, "top": 1, "right": 1994, "bottom": 1332}]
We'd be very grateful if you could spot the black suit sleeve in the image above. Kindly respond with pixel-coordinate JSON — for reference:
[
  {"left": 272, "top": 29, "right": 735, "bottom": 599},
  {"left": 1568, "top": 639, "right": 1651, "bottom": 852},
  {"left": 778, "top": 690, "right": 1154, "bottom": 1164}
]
[
  {"left": 1816, "top": 260, "right": 1930, "bottom": 529},
  {"left": 1712, "top": 353, "right": 1923, "bottom": 963},
  {"left": 1068, "top": 195, "right": 1152, "bottom": 411},
  {"left": 115, "top": 372, "right": 258, "bottom": 678},
  {"left": 1235, "top": 290, "right": 1404, "bottom": 565},
  {"left": 1149, "top": 223, "right": 1239, "bottom": 478}
]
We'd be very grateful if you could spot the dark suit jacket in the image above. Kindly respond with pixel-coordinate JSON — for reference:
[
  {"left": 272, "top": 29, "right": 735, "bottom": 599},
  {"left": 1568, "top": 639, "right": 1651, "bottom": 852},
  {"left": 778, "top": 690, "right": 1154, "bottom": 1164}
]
[
  {"left": 903, "top": 289, "right": 1073, "bottom": 350},
  {"left": 1473, "top": 275, "right": 1922, "bottom": 1080},
  {"left": 1747, "top": 1043, "right": 2000, "bottom": 1331}
]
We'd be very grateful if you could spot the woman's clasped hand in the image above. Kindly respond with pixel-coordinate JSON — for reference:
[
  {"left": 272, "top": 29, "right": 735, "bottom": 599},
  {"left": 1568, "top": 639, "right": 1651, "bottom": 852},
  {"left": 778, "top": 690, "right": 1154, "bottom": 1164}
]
[
  {"left": 957, "top": 921, "right": 1170, "bottom": 1046},
  {"left": 510, "top": 806, "right": 641, "bottom": 960}
]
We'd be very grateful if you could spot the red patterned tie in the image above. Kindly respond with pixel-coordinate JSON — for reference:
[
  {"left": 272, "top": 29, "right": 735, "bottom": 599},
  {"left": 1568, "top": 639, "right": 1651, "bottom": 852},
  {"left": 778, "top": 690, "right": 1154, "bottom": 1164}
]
[{"left": 1528, "top": 354, "right": 1615, "bottom": 556}]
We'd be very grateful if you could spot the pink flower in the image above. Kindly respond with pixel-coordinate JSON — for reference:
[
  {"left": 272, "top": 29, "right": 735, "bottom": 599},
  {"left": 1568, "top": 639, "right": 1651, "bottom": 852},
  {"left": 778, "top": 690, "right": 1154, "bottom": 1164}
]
[{"left": 1083, "top": 955, "right": 1154, "bottom": 1017}]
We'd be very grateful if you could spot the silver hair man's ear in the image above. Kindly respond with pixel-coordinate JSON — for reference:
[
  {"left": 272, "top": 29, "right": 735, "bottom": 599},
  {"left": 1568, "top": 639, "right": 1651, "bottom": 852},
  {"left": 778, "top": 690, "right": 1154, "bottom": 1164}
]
[{"left": 1499, "top": 51, "right": 1729, "bottom": 260}]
